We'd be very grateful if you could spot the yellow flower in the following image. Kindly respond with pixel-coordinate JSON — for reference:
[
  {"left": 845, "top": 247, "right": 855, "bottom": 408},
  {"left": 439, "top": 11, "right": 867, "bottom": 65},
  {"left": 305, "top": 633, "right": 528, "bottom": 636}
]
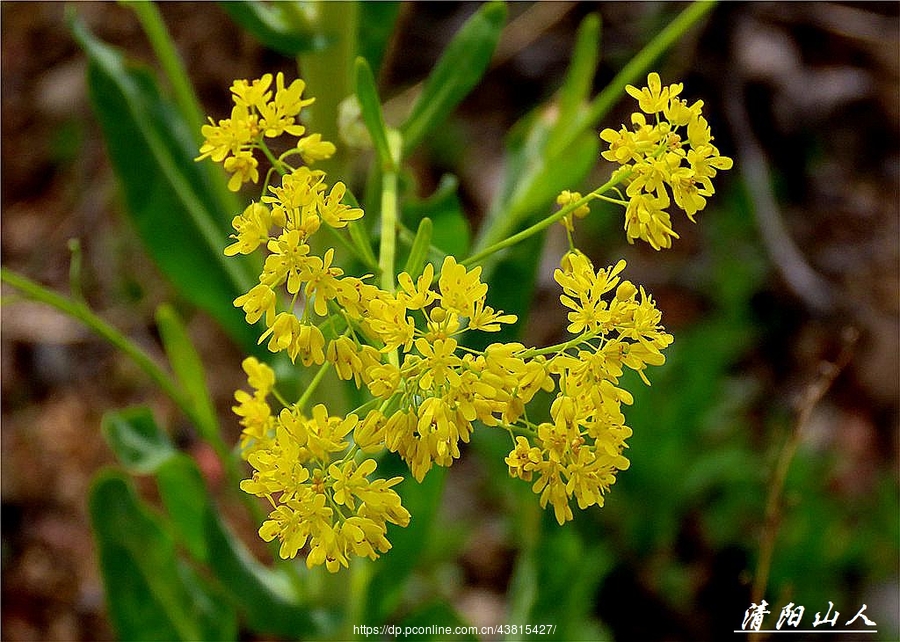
[
  {"left": 437, "top": 256, "right": 488, "bottom": 318},
  {"left": 262, "top": 229, "right": 312, "bottom": 294},
  {"left": 624, "top": 191, "right": 677, "bottom": 251},
  {"left": 413, "top": 337, "right": 461, "bottom": 390},
  {"left": 625, "top": 72, "right": 682, "bottom": 115},
  {"left": 318, "top": 182, "right": 363, "bottom": 229},
  {"left": 224, "top": 149, "right": 259, "bottom": 191},
  {"left": 396, "top": 263, "right": 437, "bottom": 311},
  {"left": 326, "top": 335, "right": 365, "bottom": 384},
  {"left": 556, "top": 190, "right": 591, "bottom": 231},
  {"left": 296, "top": 133, "right": 336, "bottom": 164},
  {"left": 258, "top": 311, "right": 299, "bottom": 354},
  {"left": 505, "top": 436, "right": 543, "bottom": 482},
  {"left": 233, "top": 283, "right": 276, "bottom": 326},
  {"left": 467, "top": 297, "right": 517, "bottom": 332},
  {"left": 302, "top": 248, "right": 345, "bottom": 317},
  {"left": 241, "top": 356, "right": 274, "bottom": 393},
  {"left": 230, "top": 74, "right": 273, "bottom": 110},
  {"left": 257, "top": 73, "right": 313, "bottom": 138},
  {"left": 365, "top": 296, "right": 415, "bottom": 352},
  {"left": 291, "top": 323, "right": 326, "bottom": 366},
  {"left": 224, "top": 202, "right": 272, "bottom": 256}
]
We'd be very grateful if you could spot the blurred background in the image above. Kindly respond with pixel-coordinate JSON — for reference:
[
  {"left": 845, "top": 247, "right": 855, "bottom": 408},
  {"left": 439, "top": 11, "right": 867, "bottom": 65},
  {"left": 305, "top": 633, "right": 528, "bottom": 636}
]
[{"left": 2, "top": 2, "right": 898, "bottom": 640}]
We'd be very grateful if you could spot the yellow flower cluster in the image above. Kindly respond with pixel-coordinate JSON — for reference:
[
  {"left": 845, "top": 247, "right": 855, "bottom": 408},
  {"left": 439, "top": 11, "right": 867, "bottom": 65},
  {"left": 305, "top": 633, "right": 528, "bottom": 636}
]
[
  {"left": 236, "top": 356, "right": 410, "bottom": 571},
  {"left": 504, "top": 250, "right": 672, "bottom": 523},
  {"left": 199, "top": 72, "right": 699, "bottom": 570},
  {"left": 195, "top": 72, "right": 335, "bottom": 191},
  {"left": 599, "top": 72, "right": 733, "bottom": 249}
]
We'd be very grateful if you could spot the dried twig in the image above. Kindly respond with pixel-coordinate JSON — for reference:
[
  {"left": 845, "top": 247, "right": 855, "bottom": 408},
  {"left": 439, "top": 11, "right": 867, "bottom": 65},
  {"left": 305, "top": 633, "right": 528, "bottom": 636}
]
[{"left": 750, "top": 327, "right": 860, "bottom": 612}]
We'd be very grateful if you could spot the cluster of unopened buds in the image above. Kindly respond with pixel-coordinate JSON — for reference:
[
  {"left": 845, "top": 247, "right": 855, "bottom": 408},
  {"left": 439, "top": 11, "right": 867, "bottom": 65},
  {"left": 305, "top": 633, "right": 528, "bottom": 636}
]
[{"left": 197, "top": 72, "right": 730, "bottom": 571}]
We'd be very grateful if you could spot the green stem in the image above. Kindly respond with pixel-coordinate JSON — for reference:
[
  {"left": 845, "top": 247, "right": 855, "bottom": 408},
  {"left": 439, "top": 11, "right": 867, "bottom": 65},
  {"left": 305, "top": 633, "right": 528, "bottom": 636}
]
[
  {"left": 519, "top": 330, "right": 599, "bottom": 359},
  {"left": 379, "top": 131, "right": 402, "bottom": 293},
  {"left": 580, "top": 1, "right": 715, "bottom": 137},
  {"left": 296, "top": 0, "right": 359, "bottom": 181},
  {"left": 463, "top": 171, "right": 629, "bottom": 267},
  {"left": 473, "top": 0, "right": 714, "bottom": 256},
  {"left": 297, "top": 361, "right": 332, "bottom": 412},
  {"left": 127, "top": 0, "right": 240, "bottom": 217},
  {"left": 128, "top": 1, "right": 204, "bottom": 137},
  {"left": 380, "top": 132, "right": 402, "bottom": 368},
  {"left": 1, "top": 267, "right": 188, "bottom": 421}
]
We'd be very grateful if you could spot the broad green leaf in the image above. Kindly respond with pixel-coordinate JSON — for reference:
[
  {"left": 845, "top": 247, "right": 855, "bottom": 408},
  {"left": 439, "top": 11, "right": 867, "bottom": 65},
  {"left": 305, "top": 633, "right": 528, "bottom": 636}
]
[
  {"left": 156, "top": 454, "right": 211, "bottom": 563},
  {"left": 403, "top": 174, "right": 470, "bottom": 258},
  {"left": 400, "top": 2, "right": 506, "bottom": 156},
  {"left": 204, "top": 505, "right": 339, "bottom": 637},
  {"left": 71, "top": 18, "right": 258, "bottom": 352},
  {"left": 398, "top": 600, "right": 476, "bottom": 641},
  {"left": 218, "top": 1, "right": 331, "bottom": 56},
  {"left": 358, "top": 2, "right": 402, "bottom": 77},
  {"left": 355, "top": 57, "right": 394, "bottom": 171},
  {"left": 90, "top": 471, "right": 236, "bottom": 642},
  {"left": 365, "top": 456, "right": 447, "bottom": 623},
  {"left": 155, "top": 303, "right": 219, "bottom": 443},
  {"left": 101, "top": 407, "right": 208, "bottom": 562},
  {"left": 101, "top": 407, "right": 176, "bottom": 474}
]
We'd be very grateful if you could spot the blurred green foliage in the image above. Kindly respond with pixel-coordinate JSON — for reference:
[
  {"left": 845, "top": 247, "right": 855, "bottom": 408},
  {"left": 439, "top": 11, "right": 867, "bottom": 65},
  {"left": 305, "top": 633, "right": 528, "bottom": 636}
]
[{"left": 1, "top": 2, "right": 888, "bottom": 641}]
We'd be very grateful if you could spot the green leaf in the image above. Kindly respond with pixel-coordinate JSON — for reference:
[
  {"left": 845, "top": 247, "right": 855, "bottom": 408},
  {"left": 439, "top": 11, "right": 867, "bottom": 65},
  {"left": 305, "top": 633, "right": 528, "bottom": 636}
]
[
  {"left": 155, "top": 303, "right": 219, "bottom": 444},
  {"left": 156, "top": 454, "right": 211, "bottom": 563},
  {"left": 101, "top": 407, "right": 209, "bottom": 562},
  {"left": 472, "top": 106, "right": 598, "bottom": 259},
  {"left": 70, "top": 17, "right": 258, "bottom": 352},
  {"left": 218, "top": 1, "right": 331, "bottom": 56},
  {"left": 400, "top": 2, "right": 506, "bottom": 156},
  {"left": 549, "top": 13, "right": 602, "bottom": 157},
  {"left": 358, "top": 2, "right": 402, "bottom": 77},
  {"left": 365, "top": 457, "right": 447, "bottom": 622},
  {"left": 90, "top": 471, "right": 236, "bottom": 642},
  {"left": 403, "top": 174, "right": 470, "bottom": 258},
  {"left": 101, "top": 407, "right": 177, "bottom": 474},
  {"left": 403, "top": 217, "right": 433, "bottom": 278},
  {"left": 204, "top": 506, "right": 338, "bottom": 637},
  {"left": 355, "top": 57, "right": 394, "bottom": 171}
]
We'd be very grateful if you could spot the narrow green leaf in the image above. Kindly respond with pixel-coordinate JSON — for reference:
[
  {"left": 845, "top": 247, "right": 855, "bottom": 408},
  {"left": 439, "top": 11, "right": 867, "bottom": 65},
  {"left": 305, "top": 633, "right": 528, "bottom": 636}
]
[
  {"left": 90, "top": 471, "right": 236, "bottom": 642},
  {"left": 403, "top": 217, "right": 433, "bottom": 278},
  {"left": 204, "top": 506, "right": 338, "bottom": 637},
  {"left": 355, "top": 56, "right": 394, "bottom": 171},
  {"left": 549, "top": 13, "right": 601, "bottom": 157},
  {"left": 70, "top": 17, "right": 258, "bottom": 352},
  {"left": 348, "top": 219, "right": 379, "bottom": 271},
  {"left": 155, "top": 303, "right": 219, "bottom": 444},
  {"left": 218, "top": 1, "right": 331, "bottom": 56},
  {"left": 400, "top": 2, "right": 506, "bottom": 156},
  {"left": 101, "top": 407, "right": 177, "bottom": 474},
  {"left": 358, "top": 2, "right": 402, "bottom": 77}
]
